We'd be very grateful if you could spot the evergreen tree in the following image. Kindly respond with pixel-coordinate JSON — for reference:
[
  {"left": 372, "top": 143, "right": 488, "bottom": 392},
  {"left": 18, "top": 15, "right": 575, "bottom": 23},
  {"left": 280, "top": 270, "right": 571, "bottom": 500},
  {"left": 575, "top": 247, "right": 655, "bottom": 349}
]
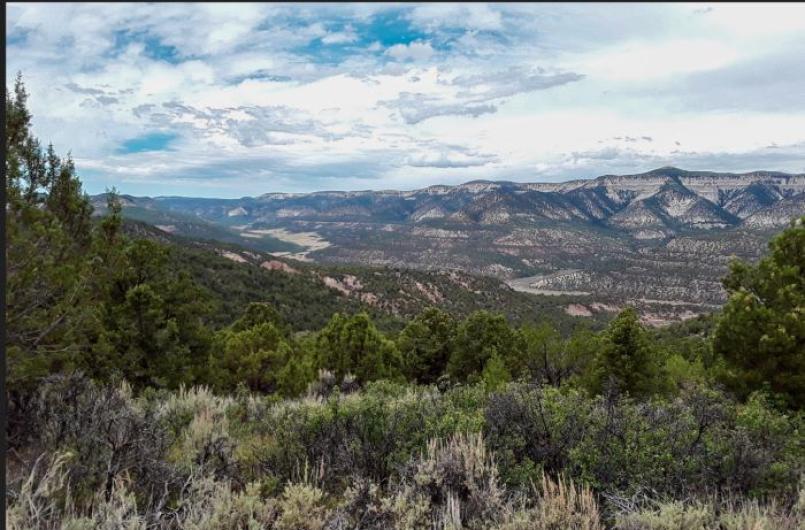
[
  {"left": 515, "top": 322, "right": 562, "bottom": 384},
  {"left": 230, "top": 302, "right": 289, "bottom": 335},
  {"left": 5, "top": 75, "right": 100, "bottom": 388},
  {"left": 276, "top": 350, "right": 315, "bottom": 397},
  {"left": 481, "top": 350, "right": 511, "bottom": 391},
  {"left": 211, "top": 322, "right": 290, "bottom": 393},
  {"left": 397, "top": 307, "right": 455, "bottom": 384},
  {"left": 448, "top": 311, "right": 521, "bottom": 382},
  {"left": 713, "top": 217, "right": 805, "bottom": 408},
  {"left": 314, "top": 312, "right": 401, "bottom": 383},
  {"left": 90, "top": 239, "right": 213, "bottom": 388},
  {"left": 587, "top": 308, "right": 659, "bottom": 398}
]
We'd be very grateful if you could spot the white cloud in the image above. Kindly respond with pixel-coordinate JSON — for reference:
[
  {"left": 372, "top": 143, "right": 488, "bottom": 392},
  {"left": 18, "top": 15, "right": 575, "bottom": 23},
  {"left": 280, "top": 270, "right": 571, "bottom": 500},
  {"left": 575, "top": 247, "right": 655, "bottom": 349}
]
[
  {"left": 570, "top": 39, "right": 741, "bottom": 81},
  {"left": 6, "top": 3, "right": 805, "bottom": 197},
  {"left": 321, "top": 25, "right": 358, "bottom": 45},
  {"left": 385, "top": 41, "right": 435, "bottom": 62},
  {"left": 697, "top": 4, "right": 805, "bottom": 38},
  {"left": 408, "top": 4, "right": 503, "bottom": 32}
]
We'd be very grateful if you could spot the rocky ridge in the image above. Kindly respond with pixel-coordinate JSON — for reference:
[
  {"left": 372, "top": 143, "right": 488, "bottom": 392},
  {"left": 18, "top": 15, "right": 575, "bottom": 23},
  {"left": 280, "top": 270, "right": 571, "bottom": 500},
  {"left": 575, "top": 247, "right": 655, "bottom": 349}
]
[{"left": 93, "top": 168, "right": 804, "bottom": 324}]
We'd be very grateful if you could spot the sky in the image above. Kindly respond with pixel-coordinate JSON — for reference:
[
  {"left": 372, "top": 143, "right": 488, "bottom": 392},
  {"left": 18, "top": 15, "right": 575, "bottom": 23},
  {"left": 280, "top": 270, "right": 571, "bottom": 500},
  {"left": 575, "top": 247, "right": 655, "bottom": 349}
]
[{"left": 6, "top": 2, "right": 805, "bottom": 197}]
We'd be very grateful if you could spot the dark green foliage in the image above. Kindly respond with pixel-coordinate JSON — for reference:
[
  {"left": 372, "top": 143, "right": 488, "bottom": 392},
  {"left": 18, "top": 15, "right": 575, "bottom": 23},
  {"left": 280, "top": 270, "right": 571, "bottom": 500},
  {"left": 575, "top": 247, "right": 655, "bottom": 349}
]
[
  {"left": 229, "top": 380, "right": 486, "bottom": 493},
  {"left": 714, "top": 217, "right": 805, "bottom": 408},
  {"left": 210, "top": 322, "right": 289, "bottom": 393},
  {"left": 6, "top": 78, "right": 212, "bottom": 392},
  {"left": 89, "top": 239, "right": 213, "bottom": 389},
  {"left": 275, "top": 348, "right": 316, "bottom": 397},
  {"left": 447, "top": 310, "right": 522, "bottom": 382},
  {"left": 314, "top": 313, "right": 402, "bottom": 383},
  {"left": 6, "top": 75, "right": 99, "bottom": 388},
  {"left": 515, "top": 323, "right": 598, "bottom": 386},
  {"left": 484, "top": 383, "right": 803, "bottom": 498},
  {"left": 481, "top": 351, "right": 511, "bottom": 390},
  {"left": 397, "top": 307, "right": 455, "bottom": 384},
  {"left": 484, "top": 385, "right": 593, "bottom": 486},
  {"left": 230, "top": 302, "right": 290, "bottom": 335},
  {"left": 208, "top": 303, "right": 313, "bottom": 396},
  {"left": 586, "top": 307, "right": 662, "bottom": 398}
]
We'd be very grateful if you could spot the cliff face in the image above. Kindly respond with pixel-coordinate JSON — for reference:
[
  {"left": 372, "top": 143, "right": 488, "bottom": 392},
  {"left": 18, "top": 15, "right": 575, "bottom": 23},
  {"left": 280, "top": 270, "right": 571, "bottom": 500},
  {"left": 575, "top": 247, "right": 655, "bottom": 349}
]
[
  {"left": 113, "top": 167, "right": 803, "bottom": 233},
  {"left": 93, "top": 167, "right": 804, "bottom": 324}
]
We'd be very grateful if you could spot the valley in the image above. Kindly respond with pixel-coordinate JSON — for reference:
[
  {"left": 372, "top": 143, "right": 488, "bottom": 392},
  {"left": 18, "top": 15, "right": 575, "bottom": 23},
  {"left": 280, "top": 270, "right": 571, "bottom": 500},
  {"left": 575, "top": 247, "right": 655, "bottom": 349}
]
[{"left": 93, "top": 167, "right": 804, "bottom": 325}]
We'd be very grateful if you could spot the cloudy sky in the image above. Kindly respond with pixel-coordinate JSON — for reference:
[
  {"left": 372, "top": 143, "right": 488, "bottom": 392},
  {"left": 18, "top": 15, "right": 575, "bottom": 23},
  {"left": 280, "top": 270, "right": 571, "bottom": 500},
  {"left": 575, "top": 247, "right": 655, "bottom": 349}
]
[{"left": 7, "top": 3, "right": 805, "bottom": 197}]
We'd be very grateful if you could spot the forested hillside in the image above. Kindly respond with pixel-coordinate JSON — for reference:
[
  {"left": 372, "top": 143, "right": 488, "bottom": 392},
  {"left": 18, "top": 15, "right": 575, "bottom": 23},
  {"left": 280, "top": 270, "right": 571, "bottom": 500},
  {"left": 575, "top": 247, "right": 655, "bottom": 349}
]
[
  {"left": 119, "top": 219, "right": 610, "bottom": 333},
  {"left": 6, "top": 77, "right": 804, "bottom": 529},
  {"left": 102, "top": 167, "right": 805, "bottom": 324}
]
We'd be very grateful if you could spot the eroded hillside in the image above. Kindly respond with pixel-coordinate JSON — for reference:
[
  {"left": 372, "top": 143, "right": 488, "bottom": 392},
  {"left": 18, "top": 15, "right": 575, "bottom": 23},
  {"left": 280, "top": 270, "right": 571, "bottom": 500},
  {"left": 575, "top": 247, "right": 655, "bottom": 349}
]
[{"left": 94, "top": 167, "right": 804, "bottom": 324}]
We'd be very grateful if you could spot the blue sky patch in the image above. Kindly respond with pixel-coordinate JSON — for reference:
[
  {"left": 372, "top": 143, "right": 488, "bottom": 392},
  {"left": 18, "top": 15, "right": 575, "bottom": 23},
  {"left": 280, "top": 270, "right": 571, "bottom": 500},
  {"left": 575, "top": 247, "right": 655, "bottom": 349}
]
[
  {"left": 290, "top": 10, "right": 444, "bottom": 64},
  {"left": 117, "top": 132, "right": 178, "bottom": 154},
  {"left": 7, "top": 27, "right": 31, "bottom": 46},
  {"left": 111, "top": 30, "right": 182, "bottom": 64},
  {"left": 363, "top": 11, "right": 427, "bottom": 47}
]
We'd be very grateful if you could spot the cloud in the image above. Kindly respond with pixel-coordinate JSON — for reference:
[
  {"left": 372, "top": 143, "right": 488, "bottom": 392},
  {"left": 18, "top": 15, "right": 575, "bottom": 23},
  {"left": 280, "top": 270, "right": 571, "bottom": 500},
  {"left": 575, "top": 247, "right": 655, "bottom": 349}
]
[
  {"left": 151, "top": 101, "right": 348, "bottom": 147},
  {"left": 132, "top": 103, "right": 156, "bottom": 118},
  {"left": 65, "top": 82, "right": 107, "bottom": 95},
  {"left": 452, "top": 67, "right": 585, "bottom": 99},
  {"left": 6, "top": 3, "right": 805, "bottom": 196},
  {"left": 610, "top": 136, "right": 653, "bottom": 143},
  {"left": 385, "top": 40, "right": 434, "bottom": 61},
  {"left": 321, "top": 25, "right": 358, "bottom": 45},
  {"left": 379, "top": 67, "right": 583, "bottom": 124},
  {"left": 407, "top": 148, "right": 498, "bottom": 168},
  {"left": 408, "top": 4, "right": 503, "bottom": 32},
  {"left": 383, "top": 93, "right": 498, "bottom": 124}
]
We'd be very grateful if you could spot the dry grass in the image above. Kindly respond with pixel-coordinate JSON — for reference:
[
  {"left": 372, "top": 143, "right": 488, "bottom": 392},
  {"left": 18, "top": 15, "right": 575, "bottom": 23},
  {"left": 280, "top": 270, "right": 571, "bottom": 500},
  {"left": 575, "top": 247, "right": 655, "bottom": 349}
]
[
  {"left": 495, "top": 474, "right": 602, "bottom": 530},
  {"left": 614, "top": 494, "right": 804, "bottom": 530},
  {"left": 5, "top": 452, "right": 146, "bottom": 530}
]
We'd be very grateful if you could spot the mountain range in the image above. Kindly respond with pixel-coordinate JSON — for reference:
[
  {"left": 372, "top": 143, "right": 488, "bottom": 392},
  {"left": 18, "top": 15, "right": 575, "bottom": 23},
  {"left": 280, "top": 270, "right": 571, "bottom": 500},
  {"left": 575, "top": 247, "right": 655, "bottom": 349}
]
[{"left": 93, "top": 167, "right": 805, "bottom": 325}]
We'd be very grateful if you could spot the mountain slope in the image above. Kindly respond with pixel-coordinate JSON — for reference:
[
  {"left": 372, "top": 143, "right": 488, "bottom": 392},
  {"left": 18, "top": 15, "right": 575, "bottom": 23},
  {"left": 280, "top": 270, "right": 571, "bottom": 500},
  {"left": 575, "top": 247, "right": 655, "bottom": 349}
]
[
  {"left": 97, "top": 168, "right": 804, "bottom": 325},
  {"left": 115, "top": 167, "right": 803, "bottom": 233},
  {"left": 120, "top": 220, "right": 607, "bottom": 333}
]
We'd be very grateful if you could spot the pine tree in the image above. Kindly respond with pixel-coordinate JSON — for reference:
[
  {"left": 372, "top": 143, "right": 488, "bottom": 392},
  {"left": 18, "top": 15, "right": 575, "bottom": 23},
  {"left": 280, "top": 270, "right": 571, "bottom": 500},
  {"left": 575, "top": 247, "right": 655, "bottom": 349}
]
[
  {"left": 91, "top": 239, "right": 213, "bottom": 388},
  {"left": 713, "top": 217, "right": 805, "bottom": 408},
  {"left": 231, "top": 302, "right": 290, "bottom": 336},
  {"left": 587, "top": 308, "right": 659, "bottom": 398},
  {"left": 211, "top": 322, "right": 290, "bottom": 393},
  {"left": 6, "top": 75, "right": 99, "bottom": 388},
  {"left": 481, "top": 350, "right": 511, "bottom": 391},
  {"left": 397, "top": 307, "right": 455, "bottom": 384}
]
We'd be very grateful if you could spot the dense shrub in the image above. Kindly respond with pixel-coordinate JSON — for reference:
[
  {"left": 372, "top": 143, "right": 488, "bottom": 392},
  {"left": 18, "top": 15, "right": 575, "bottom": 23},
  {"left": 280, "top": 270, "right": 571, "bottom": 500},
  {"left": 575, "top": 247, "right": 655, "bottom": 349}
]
[
  {"left": 6, "top": 375, "right": 804, "bottom": 529},
  {"left": 484, "top": 383, "right": 803, "bottom": 500},
  {"left": 23, "top": 374, "right": 178, "bottom": 507}
]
